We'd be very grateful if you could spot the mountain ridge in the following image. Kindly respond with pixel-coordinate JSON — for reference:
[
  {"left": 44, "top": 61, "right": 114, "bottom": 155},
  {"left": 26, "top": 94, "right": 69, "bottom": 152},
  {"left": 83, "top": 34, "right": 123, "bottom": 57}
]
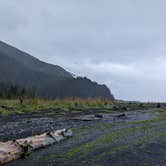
[{"left": 0, "top": 41, "right": 114, "bottom": 99}]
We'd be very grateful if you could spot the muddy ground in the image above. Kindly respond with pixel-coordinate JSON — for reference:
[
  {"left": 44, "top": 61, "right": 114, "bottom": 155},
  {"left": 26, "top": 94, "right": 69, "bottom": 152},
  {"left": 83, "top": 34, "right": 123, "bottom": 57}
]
[{"left": 0, "top": 108, "right": 166, "bottom": 166}]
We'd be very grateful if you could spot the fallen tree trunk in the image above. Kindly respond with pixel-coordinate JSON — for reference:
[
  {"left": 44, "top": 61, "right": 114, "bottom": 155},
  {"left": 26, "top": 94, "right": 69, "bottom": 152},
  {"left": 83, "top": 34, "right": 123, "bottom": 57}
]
[
  {"left": 0, "top": 141, "right": 23, "bottom": 165},
  {"left": 112, "top": 113, "right": 126, "bottom": 118},
  {"left": 0, "top": 129, "right": 72, "bottom": 165},
  {"left": 69, "top": 114, "right": 103, "bottom": 121},
  {"left": 0, "top": 105, "right": 15, "bottom": 110}
]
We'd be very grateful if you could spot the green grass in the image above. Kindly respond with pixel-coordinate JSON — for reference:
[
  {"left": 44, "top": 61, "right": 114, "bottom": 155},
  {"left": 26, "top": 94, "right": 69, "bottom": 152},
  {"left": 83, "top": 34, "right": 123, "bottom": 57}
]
[
  {"left": 42, "top": 115, "right": 166, "bottom": 163},
  {"left": 0, "top": 98, "right": 163, "bottom": 115},
  {"left": 0, "top": 98, "right": 115, "bottom": 115},
  {"left": 65, "top": 124, "right": 165, "bottom": 159}
]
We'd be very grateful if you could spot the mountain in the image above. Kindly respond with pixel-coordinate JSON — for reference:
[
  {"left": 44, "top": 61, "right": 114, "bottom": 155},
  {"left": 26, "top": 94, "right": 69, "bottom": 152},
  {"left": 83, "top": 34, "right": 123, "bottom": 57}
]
[{"left": 0, "top": 41, "right": 114, "bottom": 99}]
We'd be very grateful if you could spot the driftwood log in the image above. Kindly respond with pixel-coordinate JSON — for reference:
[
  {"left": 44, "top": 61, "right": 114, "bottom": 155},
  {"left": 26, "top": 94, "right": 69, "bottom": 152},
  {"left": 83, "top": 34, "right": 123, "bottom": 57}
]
[
  {"left": 69, "top": 114, "right": 103, "bottom": 121},
  {"left": 0, "top": 129, "right": 72, "bottom": 165},
  {"left": 0, "top": 105, "right": 15, "bottom": 110},
  {"left": 113, "top": 113, "right": 126, "bottom": 118}
]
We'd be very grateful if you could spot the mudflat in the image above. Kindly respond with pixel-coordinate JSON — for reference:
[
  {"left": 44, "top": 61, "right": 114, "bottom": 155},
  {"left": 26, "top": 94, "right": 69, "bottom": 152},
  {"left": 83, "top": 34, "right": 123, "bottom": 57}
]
[{"left": 1, "top": 108, "right": 165, "bottom": 166}]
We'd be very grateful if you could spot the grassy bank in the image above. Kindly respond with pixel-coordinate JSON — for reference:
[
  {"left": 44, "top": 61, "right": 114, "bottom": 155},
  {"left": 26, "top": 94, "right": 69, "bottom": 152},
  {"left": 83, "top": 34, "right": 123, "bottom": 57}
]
[{"left": 0, "top": 98, "right": 162, "bottom": 115}]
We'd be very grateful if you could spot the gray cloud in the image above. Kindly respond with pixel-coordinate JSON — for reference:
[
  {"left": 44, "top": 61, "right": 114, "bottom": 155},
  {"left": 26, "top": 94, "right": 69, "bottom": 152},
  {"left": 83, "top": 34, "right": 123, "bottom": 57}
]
[{"left": 1, "top": 0, "right": 166, "bottom": 101}]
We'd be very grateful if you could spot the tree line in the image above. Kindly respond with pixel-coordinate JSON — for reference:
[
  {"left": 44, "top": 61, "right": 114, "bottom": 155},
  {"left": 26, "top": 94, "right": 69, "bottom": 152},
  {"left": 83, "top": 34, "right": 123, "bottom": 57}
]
[{"left": 0, "top": 83, "right": 36, "bottom": 100}]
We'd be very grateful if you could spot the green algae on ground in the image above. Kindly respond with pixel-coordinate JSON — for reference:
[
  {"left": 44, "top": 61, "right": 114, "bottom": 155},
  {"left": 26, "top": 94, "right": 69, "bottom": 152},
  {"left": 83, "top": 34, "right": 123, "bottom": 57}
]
[{"left": 41, "top": 114, "right": 166, "bottom": 164}]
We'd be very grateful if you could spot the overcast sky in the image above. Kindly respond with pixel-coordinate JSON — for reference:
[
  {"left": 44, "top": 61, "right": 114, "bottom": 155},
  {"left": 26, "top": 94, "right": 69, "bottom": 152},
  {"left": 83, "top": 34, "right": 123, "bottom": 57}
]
[{"left": 1, "top": 0, "right": 166, "bottom": 101}]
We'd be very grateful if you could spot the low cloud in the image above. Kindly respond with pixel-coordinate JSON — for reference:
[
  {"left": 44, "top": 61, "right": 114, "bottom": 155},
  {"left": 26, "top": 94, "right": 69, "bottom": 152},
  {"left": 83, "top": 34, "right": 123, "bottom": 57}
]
[{"left": 1, "top": 0, "right": 166, "bottom": 101}]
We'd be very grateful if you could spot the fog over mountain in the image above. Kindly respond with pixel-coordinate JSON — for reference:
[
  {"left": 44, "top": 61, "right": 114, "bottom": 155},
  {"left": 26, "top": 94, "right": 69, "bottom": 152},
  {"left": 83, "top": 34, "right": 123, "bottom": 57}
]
[
  {"left": 1, "top": 0, "right": 166, "bottom": 101},
  {"left": 0, "top": 41, "right": 114, "bottom": 99}
]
